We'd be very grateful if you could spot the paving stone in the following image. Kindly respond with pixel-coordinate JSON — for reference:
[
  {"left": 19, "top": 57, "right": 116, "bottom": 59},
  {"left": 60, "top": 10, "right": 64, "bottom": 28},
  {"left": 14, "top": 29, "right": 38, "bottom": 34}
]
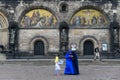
[{"left": 0, "top": 59, "right": 120, "bottom": 80}]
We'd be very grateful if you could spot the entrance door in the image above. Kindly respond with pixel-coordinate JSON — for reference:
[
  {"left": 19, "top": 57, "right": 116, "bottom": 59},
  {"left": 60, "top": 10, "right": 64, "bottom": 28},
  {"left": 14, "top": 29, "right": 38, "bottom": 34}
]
[
  {"left": 34, "top": 41, "right": 44, "bottom": 55},
  {"left": 84, "top": 40, "right": 94, "bottom": 55}
]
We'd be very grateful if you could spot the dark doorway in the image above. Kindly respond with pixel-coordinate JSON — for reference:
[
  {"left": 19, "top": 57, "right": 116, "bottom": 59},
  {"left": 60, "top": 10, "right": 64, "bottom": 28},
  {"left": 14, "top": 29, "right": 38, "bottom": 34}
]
[
  {"left": 84, "top": 40, "right": 94, "bottom": 55},
  {"left": 34, "top": 41, "right": 44, "bottom": 55}
]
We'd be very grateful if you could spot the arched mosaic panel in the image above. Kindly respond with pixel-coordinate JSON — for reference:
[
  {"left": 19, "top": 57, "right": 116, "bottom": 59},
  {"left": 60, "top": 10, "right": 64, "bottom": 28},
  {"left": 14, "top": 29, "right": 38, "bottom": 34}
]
[
  {"left": 0, "top": 12, "right": 8, "bottom": 29},
  {"left": 70, "top": 9, "right": 108, "bottom": 27},
  {"left": 20, "top": 9, "right": 57, "bottom": 28}
]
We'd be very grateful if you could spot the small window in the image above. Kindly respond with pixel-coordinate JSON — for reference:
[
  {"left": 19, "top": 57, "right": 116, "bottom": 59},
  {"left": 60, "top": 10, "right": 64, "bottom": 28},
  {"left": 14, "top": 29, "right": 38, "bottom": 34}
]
[
  {"left": 62, "top": 5, "right": 66, "bottom": 12},
  {"left": 60, "top": 3, "right": 68, "bottom": 12}
]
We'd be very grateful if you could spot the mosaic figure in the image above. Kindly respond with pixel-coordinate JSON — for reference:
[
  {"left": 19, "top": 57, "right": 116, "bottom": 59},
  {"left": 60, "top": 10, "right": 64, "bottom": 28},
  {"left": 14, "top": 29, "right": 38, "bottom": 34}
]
[
  {"left": 91, "top": 16, "right": 97, "bottom": 25},
  {"left": 85, "top": 10, "right": 90, "bottom": 25},
  {"left": 98, "top": 15, "right": 105, "bottom": 24},
  {"left": 22, "top": 16, "right": 31, "bottom": 27},
  {"left": 36, "top": 11, "right": 41, "bottom": 21},
  {"left": 47, "top": 15, "right": 54, "bottom": 26},
  {"left": 74, "top": 16, "right": 81, "bottom": 26},
  {"left": 81, "top": 17, "right": 86, "bottom": 25},
  {"left": 30, "top": 11, "right": 38, "bottom": 25}
]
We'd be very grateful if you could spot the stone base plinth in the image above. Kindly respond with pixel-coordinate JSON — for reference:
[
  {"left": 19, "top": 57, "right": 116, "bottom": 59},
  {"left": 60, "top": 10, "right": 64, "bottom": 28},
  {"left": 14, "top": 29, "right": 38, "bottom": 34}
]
[{"left": 0, "top": 53, "right": 6, "bottom": 61}]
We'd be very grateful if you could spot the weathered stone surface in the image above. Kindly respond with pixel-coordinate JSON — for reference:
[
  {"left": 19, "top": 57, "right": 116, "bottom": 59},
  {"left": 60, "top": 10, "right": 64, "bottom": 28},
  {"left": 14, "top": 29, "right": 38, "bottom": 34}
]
[
  {"left": 0, "top": 53, "right": 6, "bottom": 61},
  {"left": 0, "top": 1, "right": 120, "bottom": 56}
]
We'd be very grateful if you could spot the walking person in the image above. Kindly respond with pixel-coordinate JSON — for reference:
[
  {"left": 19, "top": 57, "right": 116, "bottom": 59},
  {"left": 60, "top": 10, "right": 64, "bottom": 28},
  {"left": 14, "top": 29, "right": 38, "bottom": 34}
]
[
  {"left": 94, "top": 45, "right": 101, "bottom": 61},
  {"left": 54, "top": 54, "right": 61, "bottom": 76}
]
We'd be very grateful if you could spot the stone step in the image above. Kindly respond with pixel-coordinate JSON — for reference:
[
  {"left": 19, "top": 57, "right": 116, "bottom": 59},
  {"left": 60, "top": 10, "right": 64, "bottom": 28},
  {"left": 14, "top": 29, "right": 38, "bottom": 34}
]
[{"left": 0, "top": 59, "right": 120, "bottom": 66}]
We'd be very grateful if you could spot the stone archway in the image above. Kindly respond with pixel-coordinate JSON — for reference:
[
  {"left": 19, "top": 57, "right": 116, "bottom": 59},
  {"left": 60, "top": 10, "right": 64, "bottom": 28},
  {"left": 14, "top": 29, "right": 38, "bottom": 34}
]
[
  {"left": 29, "top": 36, "right": 48, "bottom": 55},
  {"left": 79, "top": 36, "right": 99, "bottom": 55}
]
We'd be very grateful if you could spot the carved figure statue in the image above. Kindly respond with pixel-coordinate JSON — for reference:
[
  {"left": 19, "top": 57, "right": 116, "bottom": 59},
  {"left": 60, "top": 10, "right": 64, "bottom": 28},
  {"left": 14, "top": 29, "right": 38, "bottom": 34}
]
[
  {"left": 10, "top": 29, "right": 15, "bottom": 43},
  {"left": 61, "top": 29, "right": 67, "bottom": 43}
]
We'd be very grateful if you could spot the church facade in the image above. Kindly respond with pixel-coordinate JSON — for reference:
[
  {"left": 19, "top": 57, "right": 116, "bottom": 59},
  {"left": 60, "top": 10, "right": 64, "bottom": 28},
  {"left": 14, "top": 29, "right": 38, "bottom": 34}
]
[{"left": 0, "top": 0, "right": 119, "bottom": 57}]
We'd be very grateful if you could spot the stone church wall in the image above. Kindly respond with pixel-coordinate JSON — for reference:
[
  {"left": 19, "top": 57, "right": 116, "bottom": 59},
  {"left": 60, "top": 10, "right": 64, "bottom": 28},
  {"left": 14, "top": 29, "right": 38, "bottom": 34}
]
[
  {"left": 19, "top": 29, "right": 59, "bottom": 55},
  {"left": 0, "top": 0, "right": 119, "bottom": 56}
]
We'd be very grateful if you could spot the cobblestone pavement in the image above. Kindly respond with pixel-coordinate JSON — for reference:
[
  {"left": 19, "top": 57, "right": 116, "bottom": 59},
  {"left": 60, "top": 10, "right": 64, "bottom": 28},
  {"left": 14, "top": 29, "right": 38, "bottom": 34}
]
[{"left": 0, "top": 60, "right": 120, "bottom": 80}]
